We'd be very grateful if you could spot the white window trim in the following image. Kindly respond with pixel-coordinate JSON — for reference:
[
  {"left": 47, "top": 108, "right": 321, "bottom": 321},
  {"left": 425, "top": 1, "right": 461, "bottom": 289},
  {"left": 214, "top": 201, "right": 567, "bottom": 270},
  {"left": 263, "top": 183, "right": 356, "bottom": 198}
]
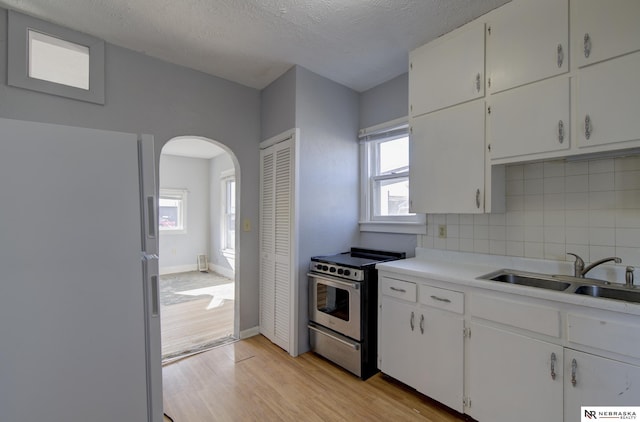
[
  {"left": 359, "top": 117, "right": 426, "bottom": 235},
  {"left": 220, "top": 169, "right": 236, "bottom": 254},
  {"left": 159, "top": 188, "right": 187, "bottom": 235},
  {"left": 7, "top": 10, "right": 105, "bottom": 104}
]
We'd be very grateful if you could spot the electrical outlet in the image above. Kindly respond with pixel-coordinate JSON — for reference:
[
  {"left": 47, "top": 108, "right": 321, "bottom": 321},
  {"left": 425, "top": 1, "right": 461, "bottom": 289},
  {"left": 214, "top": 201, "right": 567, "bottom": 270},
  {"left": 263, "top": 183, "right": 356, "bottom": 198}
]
[
  {"left": 438, "top": 224, "right": 447, "bottom": 238},
  {"left": 243, "top": 219, "right": 251, "bottom": 232}
]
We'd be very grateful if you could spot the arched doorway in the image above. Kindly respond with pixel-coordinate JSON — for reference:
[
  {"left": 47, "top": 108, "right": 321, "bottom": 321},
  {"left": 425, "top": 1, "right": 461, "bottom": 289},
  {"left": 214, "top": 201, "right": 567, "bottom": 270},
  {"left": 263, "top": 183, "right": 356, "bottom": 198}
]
[{"left": 158, "top": 136, "right": 240, "bottom": 360}]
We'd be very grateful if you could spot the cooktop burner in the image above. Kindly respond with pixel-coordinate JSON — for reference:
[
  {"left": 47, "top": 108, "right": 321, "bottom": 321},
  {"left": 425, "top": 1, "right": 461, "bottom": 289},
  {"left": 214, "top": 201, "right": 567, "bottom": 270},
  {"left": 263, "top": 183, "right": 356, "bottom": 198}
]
[{"left": 310, "top": 248, "right": 406, "bottom": 279}]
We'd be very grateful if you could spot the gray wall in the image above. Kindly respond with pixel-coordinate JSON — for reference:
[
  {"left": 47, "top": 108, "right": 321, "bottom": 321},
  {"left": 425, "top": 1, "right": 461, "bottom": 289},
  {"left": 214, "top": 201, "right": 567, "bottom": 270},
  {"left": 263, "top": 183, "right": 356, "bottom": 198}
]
[
  {"left": 0, "top": 7, "right": 261, "bottom": 333},
  {"left": 158, "top": 155, "right": 210, "bottom": 271},
  {"left": 209, "top": 153, "right": 235, "bottom": 273},
  {"left": 357, "top": 72, "right": 418, "bottom": 258},
  {"left": 261, "top": 66, "right": 296, "bottom": 141}
]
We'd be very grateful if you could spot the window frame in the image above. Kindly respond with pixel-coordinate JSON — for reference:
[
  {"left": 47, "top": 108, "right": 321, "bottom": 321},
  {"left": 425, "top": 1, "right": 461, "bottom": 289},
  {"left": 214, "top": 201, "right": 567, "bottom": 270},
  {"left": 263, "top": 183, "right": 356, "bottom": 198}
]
[
  {"left": 359, "top": 118, "right": 426, "bottom": 234},
  {"left": 158, "top": 188, "right": 188, "bottom": 234},
  {"left": 8, "top": 10, "right": 105, "bottom": 104},
  {"left": 220, "top": 170, "right": 236, "bottom": 253}
]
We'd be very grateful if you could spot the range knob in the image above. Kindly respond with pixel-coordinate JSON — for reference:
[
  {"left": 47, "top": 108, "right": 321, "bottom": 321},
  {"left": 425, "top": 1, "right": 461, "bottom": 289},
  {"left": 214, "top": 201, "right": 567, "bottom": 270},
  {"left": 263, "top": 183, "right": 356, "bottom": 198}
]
[
  {"left": 322, "top": 265, "right": 329, "bottom": 271},
  {"left": 337, "top": 268, "right": 344, "bottom": 275},
  {"left": 329, "top": 267, "right": 336, "bottom": 273},
  {"left": 343, "top": 269, "right": 351, "bottom": 276}
]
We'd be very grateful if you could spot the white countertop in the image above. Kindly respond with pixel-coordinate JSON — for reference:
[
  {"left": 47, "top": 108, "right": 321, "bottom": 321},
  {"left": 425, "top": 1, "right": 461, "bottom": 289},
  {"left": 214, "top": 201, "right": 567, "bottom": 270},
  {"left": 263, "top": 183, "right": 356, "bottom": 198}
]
[{"left": 376, "top": 248, "right": 640, "bottom": 316}]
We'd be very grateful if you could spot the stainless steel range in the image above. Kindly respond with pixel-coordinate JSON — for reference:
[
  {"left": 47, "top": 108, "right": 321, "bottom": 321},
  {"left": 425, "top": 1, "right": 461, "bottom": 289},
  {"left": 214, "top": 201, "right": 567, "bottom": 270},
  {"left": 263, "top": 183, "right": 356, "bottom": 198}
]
[{"left": 308, "top": 247, "right": 405, "bottom": 379}]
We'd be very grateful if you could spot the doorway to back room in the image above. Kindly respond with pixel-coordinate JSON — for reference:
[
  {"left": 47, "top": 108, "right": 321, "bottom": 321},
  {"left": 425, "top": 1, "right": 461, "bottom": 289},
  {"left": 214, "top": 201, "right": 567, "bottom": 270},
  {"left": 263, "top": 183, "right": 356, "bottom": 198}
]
[{"left": 159, "top": 136, "right": 238, "bottom": 361}]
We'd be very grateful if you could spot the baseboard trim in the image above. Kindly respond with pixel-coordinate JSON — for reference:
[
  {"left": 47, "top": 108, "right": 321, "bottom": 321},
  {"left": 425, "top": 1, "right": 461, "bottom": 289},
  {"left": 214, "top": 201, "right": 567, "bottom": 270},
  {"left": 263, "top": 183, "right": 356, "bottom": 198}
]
[
  {"left": 159, "top": 264, "right": 197, "bottom": 275},
  {"left": 208, "top": 263, "right": 235, "bottom": 279},
  {"left": 239, "top": 326, "right": 260, "bottom": 339}
]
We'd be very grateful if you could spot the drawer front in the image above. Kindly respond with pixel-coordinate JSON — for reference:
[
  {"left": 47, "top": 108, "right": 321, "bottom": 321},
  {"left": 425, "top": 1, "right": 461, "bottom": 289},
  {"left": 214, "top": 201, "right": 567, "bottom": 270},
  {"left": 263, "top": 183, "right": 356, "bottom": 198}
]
[
  {"left": 471, "top": 293, "right": 561, "bottom": 338},
  {"left": 419, "top": 285, "right": 464, "bottom": 314},
  {"left": 568, "top": 313, "right": 640, "bottom": 360},
  {"left": 380, "top": 277, "right": 417, "bottom": 302}
]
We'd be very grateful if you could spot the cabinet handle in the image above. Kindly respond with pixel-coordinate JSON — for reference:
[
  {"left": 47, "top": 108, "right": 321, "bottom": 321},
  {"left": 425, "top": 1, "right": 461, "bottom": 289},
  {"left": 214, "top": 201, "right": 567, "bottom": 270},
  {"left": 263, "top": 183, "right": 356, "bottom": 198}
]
[
  {"left": 571, "top": 358, "right": 578, "bottom": 386},
  {"left": 584, "top": 115, "right": 592, "bottom": 140},
  {"left": 475, "top": 73, "right": 481, "bottom": 92},
  {"left": 558, "top": 120, "right": 565, "bottom": 144},
  {"left": 419, "top": 314, "right": 425, "bottom": 334},
  {"left": 550, "top": 352, "right": 557, "bottom": 380},
  {"left": 475, "top": 188, "right": 481, "bottom": 209},
  {"left": 410, "top": 311, "right": 415, "bottom": 331},
  {"left": 390, "top": 286, "right": 406, "bottom": 293},
  {"left": 557, "top": 44, "right": 564, "bottom": 68},
  {"left": 584, "top": 33, "right": 592, "bottom": 58},
  {"left": 430, "top": 295, "right": 451, "bottom": 303}
]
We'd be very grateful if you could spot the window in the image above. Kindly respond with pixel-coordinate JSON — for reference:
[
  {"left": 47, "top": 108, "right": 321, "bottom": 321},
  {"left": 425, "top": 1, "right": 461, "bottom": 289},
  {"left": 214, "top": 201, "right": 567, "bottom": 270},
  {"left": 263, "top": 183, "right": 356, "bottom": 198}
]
[
  {"left": 159, "top": 189, "right": 187, "bottom": 233},
  {"left": 360, "top": 119, "right": 426, "bottom": 234},
  {"left": 8, "top": 10, "right": 105, "bottom": 104},
  {"left": 221, "top": 174, "right": 236, "bottom": 251}
]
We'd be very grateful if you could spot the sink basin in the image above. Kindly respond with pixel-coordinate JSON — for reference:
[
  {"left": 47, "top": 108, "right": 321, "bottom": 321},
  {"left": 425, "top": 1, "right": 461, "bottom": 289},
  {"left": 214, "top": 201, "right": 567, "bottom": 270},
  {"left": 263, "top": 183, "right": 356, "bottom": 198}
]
[
  {"left": 478, "top": 270, "right": 572, "bottom": 291},
  {"left": 574, "top": 285, "right": 640, "bottom": 304}
]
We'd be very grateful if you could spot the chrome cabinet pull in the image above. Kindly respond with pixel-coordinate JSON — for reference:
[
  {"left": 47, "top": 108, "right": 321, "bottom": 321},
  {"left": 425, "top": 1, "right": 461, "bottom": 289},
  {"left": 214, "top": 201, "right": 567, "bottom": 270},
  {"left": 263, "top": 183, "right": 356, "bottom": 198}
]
[
  {"left": 390, "top": 286, "right": 406, "bottom": 293},
  {"left": 410, "top": 311, "right": 415, "bottom": 331},
  {"left": 571, "top": 358, "right": 578, "bottom": 386},
  {"left": 475, "top": 188, "right": 481, "bottom": 209},
  {"left": 557, "top": 44, "right": 564, "bottom": 68},
  {"left": 558, "top": 120, "right": 565, "bottom": 143},
  {"left": 475, "top": 73, "right": 481, "bottom": 92},
  {"left": 550, "top": 352, "right": 557, "bottom": 380},
  {"left": 585, "top": 115, "right": 592, "bottom": 140},
  {"left": 430, "top": 295, "right": 451, "bottom": 303},
  {"left": 584, "top": 33, "right": 591, "bottom": 58},
  {"left": 419, "top": 314, "right": 425, "bottom": 334}
]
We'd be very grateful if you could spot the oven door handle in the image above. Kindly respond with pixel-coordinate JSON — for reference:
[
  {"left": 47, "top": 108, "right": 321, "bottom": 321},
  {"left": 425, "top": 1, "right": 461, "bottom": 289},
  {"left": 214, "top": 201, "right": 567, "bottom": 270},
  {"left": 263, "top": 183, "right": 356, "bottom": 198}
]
[
  {"left": 308, "top": 324, "right": 360, "bottom": 351},
  {"left": 307, "top": 273, "right": 360, "bottom": 290}
]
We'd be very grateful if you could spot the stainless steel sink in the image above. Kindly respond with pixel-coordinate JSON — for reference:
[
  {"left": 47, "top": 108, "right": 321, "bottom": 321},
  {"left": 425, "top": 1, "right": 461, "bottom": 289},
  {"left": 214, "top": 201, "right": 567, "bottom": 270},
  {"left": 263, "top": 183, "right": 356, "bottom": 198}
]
[
  {"left": 573, "top": 285, "right": 640, "bottom": 304},
  {"left": 478, "top": 270, "right": 572, "bottom": 291}
]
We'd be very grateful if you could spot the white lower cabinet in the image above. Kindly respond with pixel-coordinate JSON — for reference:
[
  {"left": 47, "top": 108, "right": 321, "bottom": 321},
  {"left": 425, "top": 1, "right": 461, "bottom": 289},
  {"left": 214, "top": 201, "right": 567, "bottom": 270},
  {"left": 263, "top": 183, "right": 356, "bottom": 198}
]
[
  {"left": 379, "top": 277, "right": 464, "bottom": 412},
  {"left": 467, "top": 322, "right": 564, "bottom": 422},
  {"left": 564, "top": 349, "right": 640, "bottom": 422}
]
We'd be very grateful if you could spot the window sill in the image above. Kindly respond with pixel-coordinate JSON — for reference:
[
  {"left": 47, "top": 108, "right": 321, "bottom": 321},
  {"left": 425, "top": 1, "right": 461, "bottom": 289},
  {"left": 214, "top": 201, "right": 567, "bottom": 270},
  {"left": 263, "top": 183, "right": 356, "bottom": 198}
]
[{"left": 359, "top": 221, "right": 426, "bottom": 235}]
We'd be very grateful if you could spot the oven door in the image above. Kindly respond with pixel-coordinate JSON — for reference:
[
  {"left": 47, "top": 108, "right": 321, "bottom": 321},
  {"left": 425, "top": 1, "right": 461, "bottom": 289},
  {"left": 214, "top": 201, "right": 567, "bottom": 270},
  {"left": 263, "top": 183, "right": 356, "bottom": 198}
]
[{"left": 308, "top": 272, "right": 361, "bottom": 340}]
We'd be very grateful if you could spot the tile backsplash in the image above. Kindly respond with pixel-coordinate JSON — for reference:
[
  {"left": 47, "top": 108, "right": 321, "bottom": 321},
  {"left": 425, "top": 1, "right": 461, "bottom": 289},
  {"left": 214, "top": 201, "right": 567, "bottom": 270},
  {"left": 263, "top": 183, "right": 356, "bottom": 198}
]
[{"left": 419, "top": 155, "right": 640, "bottom": 266}]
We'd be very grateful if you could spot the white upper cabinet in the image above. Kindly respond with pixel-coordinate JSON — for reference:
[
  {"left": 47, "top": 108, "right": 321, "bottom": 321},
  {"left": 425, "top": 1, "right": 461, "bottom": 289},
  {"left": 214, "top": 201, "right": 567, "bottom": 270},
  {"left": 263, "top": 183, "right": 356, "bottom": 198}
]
[
  {"left": 409, "top": 22, "right": 485, "bottom": 117},
  {"left": 572, "top": 0, "right": 640, "bottom": 68},
  {"left": 486, "top": 0, "right": 568, "bottom": 94},
  {"left": 410, "top": 100, "right": 486, "bottom": 214},
  {"left": 576, "top": 51, "right": 640, "bottom": 149},
  {"left": 488, "top": 76, "right": 570, "bottom": 162}
]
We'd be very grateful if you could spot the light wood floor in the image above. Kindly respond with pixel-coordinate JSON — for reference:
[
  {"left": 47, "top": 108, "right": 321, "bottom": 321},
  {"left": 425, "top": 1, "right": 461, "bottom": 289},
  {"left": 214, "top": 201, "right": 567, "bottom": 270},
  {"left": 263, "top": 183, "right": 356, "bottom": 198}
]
[
  {"left": 161, "top": 297, "right": 234, "bottom": 358},
  {"left": 162, "top": 335, "right": 469, "bottom": 422}
]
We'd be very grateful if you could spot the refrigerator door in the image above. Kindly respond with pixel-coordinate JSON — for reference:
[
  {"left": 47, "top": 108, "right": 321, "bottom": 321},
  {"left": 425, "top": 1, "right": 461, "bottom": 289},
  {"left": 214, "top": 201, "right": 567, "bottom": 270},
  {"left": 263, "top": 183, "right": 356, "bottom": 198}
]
[{"left": 0, "top": 118, "right": 160, "bottom": 422}]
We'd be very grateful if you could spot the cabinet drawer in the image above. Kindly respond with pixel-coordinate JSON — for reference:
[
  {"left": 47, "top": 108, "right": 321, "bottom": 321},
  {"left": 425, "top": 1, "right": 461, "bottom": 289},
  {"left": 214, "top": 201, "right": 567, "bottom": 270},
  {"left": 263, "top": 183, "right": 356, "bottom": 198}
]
[
  {"left": 419, "top": 285, "right": 464, "bottom": 314},
  {"left": 380, "top": 277, "right": 417, "bottom": 302},
  {"left": 471, "top": 293, "right": 561, "bottom": 338},
  {"left": 568, "top": 313, "right": 640, "bottom": 360}
]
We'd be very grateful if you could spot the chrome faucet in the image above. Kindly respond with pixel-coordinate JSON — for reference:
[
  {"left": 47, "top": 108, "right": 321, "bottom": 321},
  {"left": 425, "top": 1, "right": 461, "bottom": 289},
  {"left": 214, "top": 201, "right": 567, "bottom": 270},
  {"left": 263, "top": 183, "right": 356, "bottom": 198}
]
[{"left": 567, "top": 253, "right": 622, "bottom": 282}]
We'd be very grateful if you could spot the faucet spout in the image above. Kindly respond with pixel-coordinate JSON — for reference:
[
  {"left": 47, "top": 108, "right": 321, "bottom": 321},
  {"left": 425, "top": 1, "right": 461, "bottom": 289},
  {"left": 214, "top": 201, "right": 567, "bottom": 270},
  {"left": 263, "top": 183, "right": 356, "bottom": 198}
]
[{"left": 582, "top": 257, "right": 622, "bottom": 278}]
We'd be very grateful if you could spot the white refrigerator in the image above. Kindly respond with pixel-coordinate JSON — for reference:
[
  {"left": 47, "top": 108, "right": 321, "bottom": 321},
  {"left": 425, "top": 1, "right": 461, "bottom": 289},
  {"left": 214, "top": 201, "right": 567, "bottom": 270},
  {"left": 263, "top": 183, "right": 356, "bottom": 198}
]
[{"left": 0, "top": 118, "right": 162, "bottom": 421}]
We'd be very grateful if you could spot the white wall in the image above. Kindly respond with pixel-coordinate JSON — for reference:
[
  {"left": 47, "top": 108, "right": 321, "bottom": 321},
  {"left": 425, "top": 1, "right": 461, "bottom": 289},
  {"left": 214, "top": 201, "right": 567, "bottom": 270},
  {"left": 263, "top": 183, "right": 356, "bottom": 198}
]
[
  {"left": 422, "top": 156, "right": 640, "bottom": 267},
  {"left": 158, "top": 155, "right": 210, "bottom": 273}
]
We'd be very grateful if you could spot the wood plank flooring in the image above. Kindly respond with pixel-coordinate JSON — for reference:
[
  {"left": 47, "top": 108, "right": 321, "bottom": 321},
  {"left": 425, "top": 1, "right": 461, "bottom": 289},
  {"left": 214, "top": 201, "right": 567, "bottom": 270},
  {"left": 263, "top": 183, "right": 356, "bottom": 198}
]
[{"left": 162, "top": 335, "right": 469, "bottom": 422}]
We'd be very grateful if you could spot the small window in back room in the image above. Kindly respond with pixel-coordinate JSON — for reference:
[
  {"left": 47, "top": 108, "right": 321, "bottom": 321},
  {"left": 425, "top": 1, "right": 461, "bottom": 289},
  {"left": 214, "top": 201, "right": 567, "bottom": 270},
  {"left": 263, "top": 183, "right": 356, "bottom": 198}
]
[
  {"left": 28, "top": 30, "right": 90, "bottom": 90},
  {"left": 8, "top": 10, "right": 105, "bottom": 104}
]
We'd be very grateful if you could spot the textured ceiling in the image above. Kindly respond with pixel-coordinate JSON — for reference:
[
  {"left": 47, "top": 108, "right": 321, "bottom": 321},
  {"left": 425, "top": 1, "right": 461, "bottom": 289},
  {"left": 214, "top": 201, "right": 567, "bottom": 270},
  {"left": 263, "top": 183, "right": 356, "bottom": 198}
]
[{"left": 0, "top": 0, "right": 509, "bottom": 92}]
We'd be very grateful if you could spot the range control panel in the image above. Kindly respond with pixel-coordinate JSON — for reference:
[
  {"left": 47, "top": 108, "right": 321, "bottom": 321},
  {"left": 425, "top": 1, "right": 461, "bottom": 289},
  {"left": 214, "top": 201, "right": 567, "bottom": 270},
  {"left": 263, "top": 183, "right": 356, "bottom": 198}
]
[{"left": 309, "top": 262, "right": 364, "bottom": 281}]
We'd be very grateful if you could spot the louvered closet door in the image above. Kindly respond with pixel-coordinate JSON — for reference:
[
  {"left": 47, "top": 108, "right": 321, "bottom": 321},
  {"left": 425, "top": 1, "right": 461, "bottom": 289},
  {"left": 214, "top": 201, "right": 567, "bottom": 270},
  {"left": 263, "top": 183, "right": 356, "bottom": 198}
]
[{"left": 260, "top": 137, "right": 294, "bottom": 353}]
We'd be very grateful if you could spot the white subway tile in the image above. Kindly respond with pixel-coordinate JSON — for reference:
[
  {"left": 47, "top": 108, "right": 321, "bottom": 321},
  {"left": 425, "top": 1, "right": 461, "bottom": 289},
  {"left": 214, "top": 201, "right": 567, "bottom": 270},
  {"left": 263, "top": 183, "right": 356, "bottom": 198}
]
[
  {"left": 524, "top": 210, "right": 544, "bottom": 226},
  {"left": 506, "top": 179, "right": 524, "bottom": 196},
  {"left": 434, "top": 236, "right": 447, "bottom": 249},
  {"left": 524, "top": 162, "right": 544, "bottom": 179},
  {"left": 524, "top": 194, "right": 544, "bottom": 210},
  {"left": 447, "top": 224, "right": 460, "bottom": 238},
  {"left": 506, "top": 211, "right": 524, "bottom": 226},
  {"left": 589, "top": 209, "right": 615, "bottom": 228},
  {"left": 616, "top": 190, "right": 640, "bottom": 209},
  {"left": 566, "top": 161, "right": 588, "bottom": 176},
  {"left": 505, "top": 241, "right": 525, "bottom": 257},
  {"left": 589, "top": 191, "right": 615, "bottom": 210},
  {"left": 544, "top": 177, "right": 565, "bottom": 194},
  {"left": 589, "top": 172, "right": 615, "bottom": 192},
  {"left": 524, "top": 242, "right": 544, "bottom": 259},
  {"left": 615, "top": 155, "right": 640, "bottom": 172},
  {"left": 506, "top": 225, "right": 525, "bottom": 242},
  {"left": 566, "top": 245, "right": 589, "bottom": 263},
  {"left": 544, "top": 226, "right": 565, "bottom": 244},
  {"left": 474, "top": 214, "right": 490, "bottom": 225},
  {"left": 615, "top": 228, "right": 640, "bottom": 248},
  {"left": 524, "top": 178, "right": 544, "bottom": 195},
  {"left": 589, "top": 158, "right": 615, "bottom": 174},
  {"left": 423, "top": 235, "right": 435, "bottom": 248},
  {"left": 565, "top": 175, "right": 588, "bottom": 193},
  {"left": 459, "top": 224, "right": 474, "bottom": 239},
  {"left": 566, "top": 227, "right": 589, "bottom": 245},
  {"left": 544, "top": 160, "right": 565, "bottom": 178},
  {"left": 489, "top": 213, "right": 506, "bottom": 226},
  {"left": 446, "top": 238, "right": 460, "bottom": 251},
  {"left": 474, "top": 225, "right": 489, "bottom": 240},
  {"left": 489, "top": 225, "right": 506, "bottom": 241},
  {"left": 524, "top": 226, "right": 544, "bottom": 242},
  {"left": 565, "top": 192, "right": 589, "bottom": 210},
  {"left": 506, "top": 164, "right": 524, "bottom": 180},
  {"left": 615, "top": 170, "right": 640, "bottom": 191},
  {"left": 446, "top": 214, "right": 459, "bottom": 225},
  {"left": 490, "top": 240, "right": 507, "bottom": 255},
  {"left": 459, "top": 214, "right": 475, "bottom": 225},
  {"left": 434, "top": 214, "right": 446, "bottom": 225},
  {"left": 616, "top": 209, "right": 640, "bottom": 228},
  {"left": 544, "top": 243, "right": 566, "bottom": 260},
  {"left": 565, "top": 210, "right": 589, "bottom": 227},
  {"left": 544, "top": 210, "right": 565, "bottom": 226},
  {"left": 474, "top": 239, "right": 489, "bottom": 254},
  {"left": 615, "top": 247, "right": 640, "bottom": 266},
  {"left": 544, "top": 193, "right": 566, "bottom": 210},
  {"left": 589, "top": 245, "right": 616, "bottom": 263},
  {"left": 460, "top": 238, "right": 475, "bottom": 252},
  {"left": 506, "top": 195, "right": 524, "bottom": 211}
]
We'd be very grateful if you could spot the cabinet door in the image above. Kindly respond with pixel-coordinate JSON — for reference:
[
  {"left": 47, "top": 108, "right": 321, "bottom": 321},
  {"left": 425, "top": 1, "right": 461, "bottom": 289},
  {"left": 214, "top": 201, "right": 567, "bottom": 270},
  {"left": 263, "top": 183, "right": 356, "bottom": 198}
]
[
  {"left": 409, "top": 100, "right": 485, "bottom": 214},
  {"left": 564, "top": 349, "right": 640, "bottom": 422},
  {"left": 379, "top": 296, "right": 418, "bottom": 388},
  {"left": 573, "top": 0, "right": 640, "bottom": 68},
  {"left": 409, "top": 22, "right": 484, "bottom": 117},
  {"left": 415, "top": 307, "right": 464, "bottom": 412},
  {"left": 576, "top": 51, "right": 640, "bottom": 149},
  {"left": 487, "top": 0, "right": 568, "bottom": 94},
  {"left": 468, "top": 322, "right": 563, "bottom": 422},
  {"left": 489, "top": 76, "right": 570, "bottom": 161}
]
